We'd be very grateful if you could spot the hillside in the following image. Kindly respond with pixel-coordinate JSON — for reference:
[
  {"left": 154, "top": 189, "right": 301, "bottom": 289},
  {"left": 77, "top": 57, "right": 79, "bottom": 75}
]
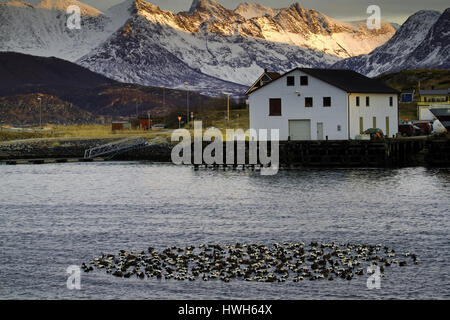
[
  {"left": 376, "top": 69, "right": 450, "bottom": 92},
  {"left": 0, "top": 52, "right": 230, "bottom": 125},
  {"left": 376, "top": 69, "right": 450, "bottom": 120},
  {"left": 0, "top": 52, "right": 116, "bottom": 92}
]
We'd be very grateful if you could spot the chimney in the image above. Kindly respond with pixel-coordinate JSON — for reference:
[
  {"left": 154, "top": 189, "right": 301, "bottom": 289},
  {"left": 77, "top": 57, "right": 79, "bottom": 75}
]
[{"left": 264, "top": 68, "right": 268, "bottom": 73}]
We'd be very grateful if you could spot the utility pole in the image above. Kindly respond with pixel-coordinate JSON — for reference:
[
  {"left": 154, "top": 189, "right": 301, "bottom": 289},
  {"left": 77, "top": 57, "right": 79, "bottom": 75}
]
[
  {"left": 136, "top": 99, "right": 139, "bottom": 119},
  {"left": 184, "top": 82, "right": 189, "bottom": 129},
  {"left": 161, "top": 85, "right": 166, "bottom": 109},
  {"left": 224, "top": 93, "right": 231, "bottom": 124},
  {"left": 227, "top": 94, "right": 230, "bottom": 124},
  {"left": 37, "top": 97, "right": 42, "bottom": 129},
  {"left": 161, "top": 85, "right": 166, "bottom": 126},
  {"left": 148, "top": 111, "right": 151, "bottom": 130}
]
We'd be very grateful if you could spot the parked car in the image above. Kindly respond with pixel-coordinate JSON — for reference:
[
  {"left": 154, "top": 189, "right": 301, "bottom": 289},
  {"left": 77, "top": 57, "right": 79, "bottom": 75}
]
[
  {"left": 413, "top": 122, "right": 433, "bottom": 135},
  {"left": 364, "top": 128, "right": 384, "bottom": 140},
  {"left": 398, "top": 124, "right": 415, "bottom": 137}
]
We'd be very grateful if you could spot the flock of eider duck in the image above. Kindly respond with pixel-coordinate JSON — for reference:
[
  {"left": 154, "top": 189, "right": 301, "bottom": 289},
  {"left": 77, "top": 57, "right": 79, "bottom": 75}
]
[{"left": 82, "top": 242, "right": 419, "bottom": 282}]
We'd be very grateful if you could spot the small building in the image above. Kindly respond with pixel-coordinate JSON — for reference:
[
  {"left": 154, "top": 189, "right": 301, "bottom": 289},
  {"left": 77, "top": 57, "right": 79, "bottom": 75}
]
[
  {"left": 112, "top": 121, "right": 131, "bottom": 131},
  {"left": 247, "top": 68, "right": 399, "bottom": 140},
  {"left": 417, "top": 88, "right": 450, "bottom": 121},
  {"left": 419, "top": 88, "right": 450, "bottom": 103},
  {"left": 138, "top": 114, "right": 152, "bottom": 130}
]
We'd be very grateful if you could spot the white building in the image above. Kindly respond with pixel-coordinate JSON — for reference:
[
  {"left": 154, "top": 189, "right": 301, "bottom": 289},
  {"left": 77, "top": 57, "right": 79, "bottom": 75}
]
[{"left": 247, "top": 68, "right": 399, "bottom": 140}]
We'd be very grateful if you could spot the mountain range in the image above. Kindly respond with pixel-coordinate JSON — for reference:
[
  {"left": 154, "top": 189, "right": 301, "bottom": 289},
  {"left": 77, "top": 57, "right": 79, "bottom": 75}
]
[
  {"left": 332, "top": 9, "right": 450, "bottom": 76},
  {"left": 0, "top": 0, "right": 448, "bottom": 96}
]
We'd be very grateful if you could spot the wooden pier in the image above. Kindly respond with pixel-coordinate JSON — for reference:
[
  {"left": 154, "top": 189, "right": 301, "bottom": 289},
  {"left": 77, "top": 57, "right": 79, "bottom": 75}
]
[
  {"left": 188, "top": 138, "right": 448, "bottom": 168},
  {"left": 1, "top": 138, "right": 449, "bottom": 167}
]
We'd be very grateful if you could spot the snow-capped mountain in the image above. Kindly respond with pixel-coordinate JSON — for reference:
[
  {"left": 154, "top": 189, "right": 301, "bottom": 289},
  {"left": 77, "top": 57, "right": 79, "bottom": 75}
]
[
  {"left": 78, "top": 0, "right": 338, "bottom": 94},
  {"left": 36, "top": 0, "right": 101, "bottom": 16},
  {"left": 402, "top": 8, "right": 450, "bottom": 71},
  {"left": 3, "top": 0, "right": 444, "bottom": 96},
  {"left": 0, "top": 0, "right": 116, "bottom": 61},
  {"left": 332, "top": 9, "right": 449, "bottom": 76},
  {"left": 76, "top": 0, "right": 397, "bottom": 95},
  {"left": 234, "top": 2, "right": 279, "bottom": 19}
]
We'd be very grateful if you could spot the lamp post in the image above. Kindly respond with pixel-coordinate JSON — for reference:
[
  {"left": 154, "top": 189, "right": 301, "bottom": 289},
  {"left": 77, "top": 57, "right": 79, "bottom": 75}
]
[
  {"left": 184, "top": 82, "right": 189, "bottom": 129},
  {"left": 37, "top": 97, "right": 42, "bottom": 129},
  {"left": 178, "top": 116, "right": 182, "bottom": 129}
]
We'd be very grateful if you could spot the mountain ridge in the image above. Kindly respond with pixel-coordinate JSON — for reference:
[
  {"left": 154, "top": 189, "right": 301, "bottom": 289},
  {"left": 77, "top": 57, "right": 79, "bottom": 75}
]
[
  {"left": 332, "top": 9, "right": 449, "bottom": 76},
  {"left": 76, "top": 0, "right": 396, "bottom": 93}
]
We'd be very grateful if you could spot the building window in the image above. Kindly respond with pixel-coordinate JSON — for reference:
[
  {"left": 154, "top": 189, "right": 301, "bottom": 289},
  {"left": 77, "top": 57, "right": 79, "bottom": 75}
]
[
  {"left": 389, "top": 96, "right": 393, "bottom": 107},
  {"left": 356, "top": 96, "right": 360, "bottom": 107},
  {"left": 269, "top": 98, "right": 282, "bottom": 116},
  {"left": 300, "top": 76, "right": 309, "bottom": 86},
  {"left": 287, "top": 76, "right": 295, "bottom": 86},
  {"left": 360, "top": 117, "right": 364, "bottom": 134},
  {"left": 305, "top": 97, "right": 313, "bottom": 107},
  {"left": 373, "top": 117, "right": 377, "bottom": 128},
  {"left": 323, "top": 97, "right": 331, "bottom": 107},
  {"left": 366, "top": 96, "right": 370, "bottom": 107}
]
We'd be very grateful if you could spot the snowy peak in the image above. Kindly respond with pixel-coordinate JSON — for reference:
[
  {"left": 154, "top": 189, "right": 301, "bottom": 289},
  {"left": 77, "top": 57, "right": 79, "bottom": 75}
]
[
  {"left": 2, "top": 0, "right": 34, "bottom": 8},
  {"left": 186, "top": 0, "right": 236, "bottom": 23},
  {"left": 188, "top": 0, "right": 224, "bottom": 14},
  {"left": 372, "top": 9, "right": 441, "bottom": 56},
  {"left": 275, "top": 2, "right": 344, "bottom": 34},
  {"left": 331, "top": 8, "right": 449, "bottom": 76},
  {"left": 234, "top": 2, "right": 279, "bottom": 19},
  {"left": 36, "top": 0, "right": 103, "bottom": 16},
  {"left": 407, "top": 8, "right": 450, "bottom": 68}
]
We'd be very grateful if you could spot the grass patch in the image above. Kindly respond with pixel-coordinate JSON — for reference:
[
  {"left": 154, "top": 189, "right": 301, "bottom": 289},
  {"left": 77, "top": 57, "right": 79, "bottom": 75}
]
[
  {"left": 399, "top": 102, "right": 418, "bottom": 121},
  {"left": 0, "top": 108, "right": 250, "bottom": 143}
]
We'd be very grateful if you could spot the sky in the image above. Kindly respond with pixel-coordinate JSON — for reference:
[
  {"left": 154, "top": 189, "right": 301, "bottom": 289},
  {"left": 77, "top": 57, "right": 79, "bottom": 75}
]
[{"left": 6, "top": 0, "right": 449, "bottom": 24}]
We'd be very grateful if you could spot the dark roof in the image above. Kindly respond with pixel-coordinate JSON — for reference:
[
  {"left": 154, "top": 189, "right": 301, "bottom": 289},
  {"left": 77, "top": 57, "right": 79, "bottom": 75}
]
[
  {"left": 245, "top": 71, "right": 282, "bottom": 95},
  {"left": 419, "top": 88, "right": 450, "bottom": 95},
  {"left": 247, "top": 68, "right": 399, "bottom": 95}
]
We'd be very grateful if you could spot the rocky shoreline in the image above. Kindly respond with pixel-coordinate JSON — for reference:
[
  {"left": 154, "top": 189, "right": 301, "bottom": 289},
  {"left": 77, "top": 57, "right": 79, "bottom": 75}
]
[{"left": 0, "top": 138, "right": 174, "bottom": 162}]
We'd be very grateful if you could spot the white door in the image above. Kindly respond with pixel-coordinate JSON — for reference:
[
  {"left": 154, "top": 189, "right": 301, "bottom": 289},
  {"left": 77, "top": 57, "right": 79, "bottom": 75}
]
[
  {"left": 289, "top": 120, "right": 311, "bottom": 140},
  {"left": 317, "top": 123, "right": 324, "bottom": 140}
]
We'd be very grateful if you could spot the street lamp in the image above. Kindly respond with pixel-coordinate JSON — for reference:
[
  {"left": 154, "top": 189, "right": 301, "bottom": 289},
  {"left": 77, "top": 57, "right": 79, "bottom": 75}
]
[
  {"left": 184, "top": 82, "right": 189, "bottom": 129},
  {"left": 178, "top": 116, "right": 182, "bottom": 129},
  {"left": 37, "top": 97, "right": 42, "bottom": 129}
]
